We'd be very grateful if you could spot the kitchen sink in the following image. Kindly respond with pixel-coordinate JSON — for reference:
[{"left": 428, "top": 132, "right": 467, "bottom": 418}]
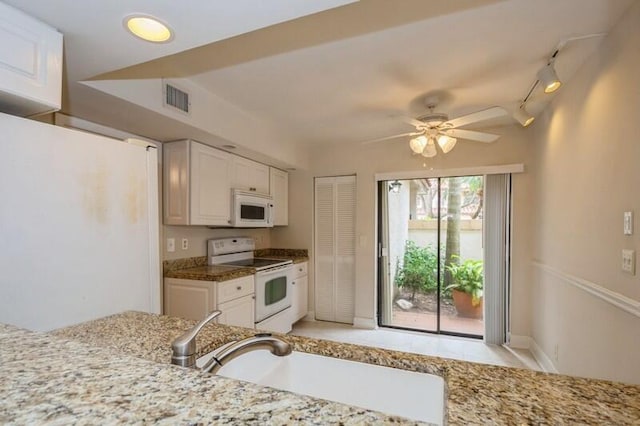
[{"left": 196, "top": 349, "right": 445, "bottom": 425}]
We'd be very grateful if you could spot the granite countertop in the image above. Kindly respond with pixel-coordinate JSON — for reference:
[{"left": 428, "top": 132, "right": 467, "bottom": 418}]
[
  {"left": 0, "top": 321, "right": 397, "bottom": 425},
  {"left": 164, "top": 250, "right": 309, "bottom": 282},
  {"left": 42, "top": 312, "right": 640, "bottom": 424}
]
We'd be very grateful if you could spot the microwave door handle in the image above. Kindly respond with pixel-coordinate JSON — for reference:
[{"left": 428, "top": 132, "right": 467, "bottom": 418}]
[{"left": 268, "top": 203, "right": 273, "bottom": 225}]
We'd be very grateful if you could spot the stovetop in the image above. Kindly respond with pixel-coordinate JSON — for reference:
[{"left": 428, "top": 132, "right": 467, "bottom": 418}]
[{"left": 221, "top": 257, "right": 291, "bottom": 269}]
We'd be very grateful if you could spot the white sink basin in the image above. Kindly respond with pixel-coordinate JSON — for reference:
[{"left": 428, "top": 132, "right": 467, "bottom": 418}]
[{"left": 197, "top": 349, "right": 445, "bottom": 425}]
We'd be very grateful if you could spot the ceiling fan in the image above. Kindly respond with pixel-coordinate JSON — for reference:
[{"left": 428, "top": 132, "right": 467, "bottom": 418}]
[{"left": 364, "top": 100, "right": 508, "bottom": 157}]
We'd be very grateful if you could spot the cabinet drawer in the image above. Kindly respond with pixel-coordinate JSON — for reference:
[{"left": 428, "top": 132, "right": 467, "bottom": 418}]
[
  {"left": 292, "top": 262, "right": 308, "bottom": 279},
  {"left": 217, "top": 275, "right": 254, "bottom": 304}
]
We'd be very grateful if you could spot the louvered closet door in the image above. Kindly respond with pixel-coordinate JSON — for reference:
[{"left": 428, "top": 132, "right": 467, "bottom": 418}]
[{"left": 314, "top": 176, "right": 356, "bottom": 323}]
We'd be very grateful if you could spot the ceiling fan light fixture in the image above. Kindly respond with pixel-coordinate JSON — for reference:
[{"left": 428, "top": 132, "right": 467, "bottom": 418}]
[
  {"left": 409, "top": 135, "right": 427, "bottom": 154},
  {"left": 436, "top": 134, "right": 457, "bottom": 154},
  {"left": 514, "top": 106, "right": 535, "bottom": 127},
  {"left": 537, "top": 63, "right": 562, "bottom": 93},
  {"left": 421, "top": 137, "right": 437, "bottom": 158}
]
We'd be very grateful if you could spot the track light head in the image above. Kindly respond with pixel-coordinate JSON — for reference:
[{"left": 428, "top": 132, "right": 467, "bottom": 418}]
[
  {"left": 537, "top": 63, "right": 562, "bottom": 93},
  {"left": 514, "top": 106, "right": 535, "bottom": 127}
]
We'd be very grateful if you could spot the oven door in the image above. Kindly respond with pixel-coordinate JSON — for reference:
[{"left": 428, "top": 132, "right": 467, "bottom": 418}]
[{"left": 255, "top": 265, "right": 292, "bottom": 323}]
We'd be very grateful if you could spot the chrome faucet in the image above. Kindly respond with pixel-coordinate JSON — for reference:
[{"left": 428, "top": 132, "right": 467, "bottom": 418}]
[
  {"left": 171, "top": 310, "right": 222, "bottom": 368},
  {"left": 200, "top": 333, "right": 292, "bottom": 374},
  {"left": 171, "top": 310, "right": 293, "bottom": 373}
]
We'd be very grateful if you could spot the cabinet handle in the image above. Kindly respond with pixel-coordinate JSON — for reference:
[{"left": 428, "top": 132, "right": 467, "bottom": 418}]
[
  {"left": 299, "top": 268, "right": 303, "bottom": 272},
  {"left": 236, "top": 286, "right": 242, "bottom": 290},
  {"left": 292, "top": 281, "right": 296, "bottom": 285}
]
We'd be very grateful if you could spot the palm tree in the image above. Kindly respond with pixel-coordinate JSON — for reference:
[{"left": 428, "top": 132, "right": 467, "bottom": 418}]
[{"left": 444, "top": 177, "right": 462, "bottom": 287}]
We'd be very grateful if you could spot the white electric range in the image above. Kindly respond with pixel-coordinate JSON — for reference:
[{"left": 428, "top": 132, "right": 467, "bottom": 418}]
[{"left": 208, "top": 237, "right": 293, "bottom": 332}]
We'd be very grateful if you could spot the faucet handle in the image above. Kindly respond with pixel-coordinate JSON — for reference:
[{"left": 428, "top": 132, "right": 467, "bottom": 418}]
[{"left": 171, "top": 310, "right": 221, "bottom": 366}]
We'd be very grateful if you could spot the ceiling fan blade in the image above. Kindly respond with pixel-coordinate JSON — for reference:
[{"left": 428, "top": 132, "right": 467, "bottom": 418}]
[
  {"left": 443, "top": 128, "right": 500, "bottom": 143},
  {"left": 361, "top": 132, "right": 422, "bottom": 145},
  {"left": 443, "top": 106, "right": 507, "bottom": 128},
  {"left": 398, "top": 115, "right": 425, "bottom": 128}
]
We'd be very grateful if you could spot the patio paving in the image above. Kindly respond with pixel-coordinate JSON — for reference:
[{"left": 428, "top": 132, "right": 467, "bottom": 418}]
[{"left": 392, "top": 309, "right": 484, "bottom": 336}]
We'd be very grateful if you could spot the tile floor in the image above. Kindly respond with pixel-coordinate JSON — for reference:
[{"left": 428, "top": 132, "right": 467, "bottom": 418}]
[{"left": 291, "top": 320, "right": 541, "bottom": 371}]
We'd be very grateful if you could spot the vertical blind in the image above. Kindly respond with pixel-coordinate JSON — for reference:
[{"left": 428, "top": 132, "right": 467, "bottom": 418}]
[{"left": 483, "top": 174, "right": 511, "bottom": 345}]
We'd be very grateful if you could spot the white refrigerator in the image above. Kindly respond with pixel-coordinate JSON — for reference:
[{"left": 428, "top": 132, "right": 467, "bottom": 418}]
[{"left": 0, "top": 112, "right": 161, "bottom": 331}]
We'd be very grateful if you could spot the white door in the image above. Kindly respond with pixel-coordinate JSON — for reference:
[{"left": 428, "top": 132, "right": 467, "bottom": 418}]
[{"left": 314, "top": 176, "right": 356, "bottom": 323}]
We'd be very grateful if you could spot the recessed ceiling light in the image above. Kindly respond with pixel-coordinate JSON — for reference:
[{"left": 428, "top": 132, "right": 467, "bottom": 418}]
[{"left": 124, "top": 14, "right": 173, "bottom": 43}]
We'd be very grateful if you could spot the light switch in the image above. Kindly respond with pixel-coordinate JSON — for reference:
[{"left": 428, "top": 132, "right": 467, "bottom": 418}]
[
  {"left": 622, "top": 249, "right": 635, "bottom": 275},
  {"left": 624, "top": 211, "right": 633, "bottom": 235},
  {"left": 167, "top": 238, "right": 175, "bottom": 253}
]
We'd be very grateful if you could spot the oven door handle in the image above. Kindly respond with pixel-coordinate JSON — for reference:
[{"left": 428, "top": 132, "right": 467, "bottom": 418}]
[{"left": 256, "top": 265, "right": 292, "bottom": 276}]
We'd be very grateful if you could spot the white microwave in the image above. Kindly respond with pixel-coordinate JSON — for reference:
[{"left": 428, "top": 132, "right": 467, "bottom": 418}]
[{"left": 230, "top": 189, "right": 274, "bottom": 228}]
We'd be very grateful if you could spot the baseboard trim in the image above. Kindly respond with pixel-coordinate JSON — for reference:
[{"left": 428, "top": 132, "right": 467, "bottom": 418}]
[
  {"left": 353, "top": 316, "right": 377, "bottom": 329},
  {"left": 508, "top": 334, "right": 531, "bottom": 349},
  {"left": 530, "top": 338, "right": 558, "bottom": 374},
  {"left": 532, "top": 262, "right": 640, "bottom": 318},
  {"left": 300, "top": 311, "right": 316, "bottom": 322}
]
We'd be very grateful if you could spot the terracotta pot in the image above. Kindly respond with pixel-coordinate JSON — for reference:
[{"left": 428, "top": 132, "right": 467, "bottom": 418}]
[{"left": 452, "top": 289, "right": 483, "bottom": 319}]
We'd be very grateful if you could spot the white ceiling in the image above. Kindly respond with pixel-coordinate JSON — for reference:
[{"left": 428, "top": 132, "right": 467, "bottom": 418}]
[{"left": 2, "top": 0, "right": 635, "bottom": 153}]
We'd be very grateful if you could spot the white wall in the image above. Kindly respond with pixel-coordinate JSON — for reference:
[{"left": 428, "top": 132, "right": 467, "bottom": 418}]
[
  {"left": 274, "top": 124, "right": 534, "bottom": 334},
  {"left": 163, "top": 226, "right": 271, "bottom": 260},
  {"left": 529, "top": 2, "right": 640, "bottom": 384}
]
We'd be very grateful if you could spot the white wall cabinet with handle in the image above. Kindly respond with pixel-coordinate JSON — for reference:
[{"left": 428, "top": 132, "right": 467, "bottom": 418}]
[
  {"left": 163, "top": 139, "right": 232, "bottom": 226},
  {"left": 269, "top": 167, "right": 289, "bottom": 226},
  {"left": 231, "top": 156, "right": 269, "bottom": 194},
  {"left": 0, "top": 2, "right": 63, "bottom": 117},
  {"left": 291, "top": 262, "right": 308, "bottom": 323}
]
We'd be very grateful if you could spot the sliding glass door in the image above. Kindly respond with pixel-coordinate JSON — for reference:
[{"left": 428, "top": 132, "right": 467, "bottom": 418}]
[{"left": 378, "top": 176, "right": 485, "bottom": 338}]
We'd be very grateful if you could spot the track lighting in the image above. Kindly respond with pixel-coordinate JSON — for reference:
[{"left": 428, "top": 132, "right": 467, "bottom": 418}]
[
  {"left": 513, "top": 106, "right": 535, "bottom": 127},
  {"left": 537, "top": 63, "right": 562, "bottom": 93}
]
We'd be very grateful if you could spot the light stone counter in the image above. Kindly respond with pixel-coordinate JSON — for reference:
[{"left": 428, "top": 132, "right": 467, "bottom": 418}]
[{"left": 3, "top": 311, "right": 639, "bottom": 424}]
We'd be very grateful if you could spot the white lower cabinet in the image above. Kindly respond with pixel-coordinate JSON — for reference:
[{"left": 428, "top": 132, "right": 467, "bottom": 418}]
[
  {"left": 291, "top": 262, "right": 308, "bottom": 323},
  {"left": 218, "top": 295, "right": 255, "bottom": 329},
  {"left": 164, "top": 275, "right": 255, "bottom": 328}
]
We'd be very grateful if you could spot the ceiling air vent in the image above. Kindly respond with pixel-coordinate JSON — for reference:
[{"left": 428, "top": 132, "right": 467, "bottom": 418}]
[{"left": 163, "top": 82, "right": 190, "bottom": 114}]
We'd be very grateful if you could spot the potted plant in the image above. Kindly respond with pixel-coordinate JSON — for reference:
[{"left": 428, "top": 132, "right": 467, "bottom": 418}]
[{"left": 445, "top": 258, "right": 484, "bottom": 319}]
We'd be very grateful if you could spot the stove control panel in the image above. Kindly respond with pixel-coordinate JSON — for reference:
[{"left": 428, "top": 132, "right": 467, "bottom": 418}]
[{"left": 208, "top": 237, "right": 255, "bottom": 256}]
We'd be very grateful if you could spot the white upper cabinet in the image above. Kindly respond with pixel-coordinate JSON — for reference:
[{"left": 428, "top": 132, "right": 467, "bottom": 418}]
[
  {"left": 0, "top": 2, "right": 62, "bottom": 117},
  {"left": 269, "top": 167, "right": 289, "bottom": 226},
  {"left": 163, "top": 140, "right": 232, "bottom": 226},
  {"left": 231, "top": 156, "right": 269, "bottom": 194}
]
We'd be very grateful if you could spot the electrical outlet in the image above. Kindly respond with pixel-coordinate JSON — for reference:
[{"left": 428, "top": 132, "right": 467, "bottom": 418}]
[
  {"left": 181, "top": 238, "right": 189, "bottom": 250},
  {"left": 622, "top": 249, "right": 635, "bottom": 275},
  {"left": 167, "top": 238, "right": 175, "bottom": 253}
]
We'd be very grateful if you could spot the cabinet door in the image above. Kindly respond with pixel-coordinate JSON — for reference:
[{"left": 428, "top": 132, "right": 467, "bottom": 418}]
[
  {"left": 218, "top": 295, "right": 255, "bottom": 329},
  {"left": 232, "top": 157, "right": 269, "bottom": 194},
  {"left": 0, "top": 2, "right": 62, "bottom": 116},
  {"left": 164, "top": 278, "right": 216, "bottom": 321},
  {"left": 190, "top": 142, "right": 232, "bottom": 225},
  {"left": 269, "top": 167, "right": 288, "bottom": 226},
  {"left": 292, "top": 275, "right": 308, "bottom": 322},
  {"left": 163, "top": 141, "right": 189, "bottom": 225}
]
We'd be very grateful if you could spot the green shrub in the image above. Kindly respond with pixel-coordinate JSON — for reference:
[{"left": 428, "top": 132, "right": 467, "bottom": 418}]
[{"left": 395, "top": 241, "right": 439, "bottom": 299}]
